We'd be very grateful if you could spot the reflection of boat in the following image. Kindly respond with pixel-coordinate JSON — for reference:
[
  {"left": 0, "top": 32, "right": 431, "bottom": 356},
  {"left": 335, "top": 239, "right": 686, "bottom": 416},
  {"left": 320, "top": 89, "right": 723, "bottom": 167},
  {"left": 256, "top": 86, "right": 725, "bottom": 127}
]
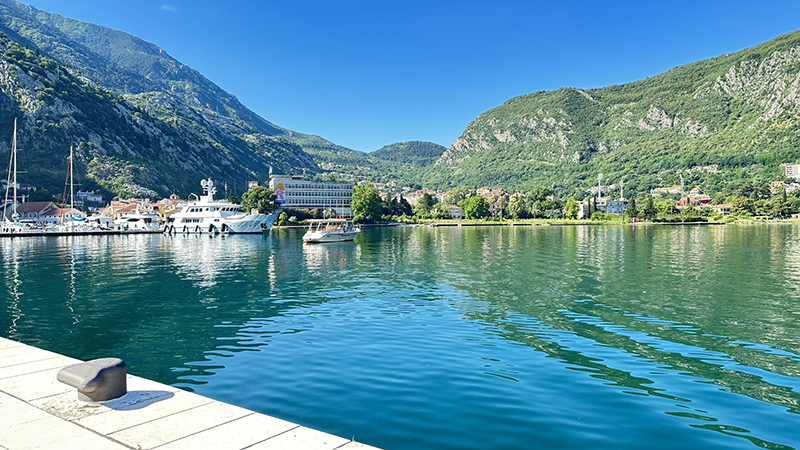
[
  {"left": 165, "top": 233, "right": 261, "bottom": 287},
  {"left": 165, "top": 179, "right": 278, "bottom": 234},
  {"left": 303, "top": 218, "right": 360, "bottom": 243}
]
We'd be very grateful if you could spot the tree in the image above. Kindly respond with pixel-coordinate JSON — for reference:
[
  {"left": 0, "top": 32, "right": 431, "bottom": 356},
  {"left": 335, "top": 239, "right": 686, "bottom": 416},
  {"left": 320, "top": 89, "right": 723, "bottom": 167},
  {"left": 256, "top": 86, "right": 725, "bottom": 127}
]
[
  {"left": 643, "top": 197, "right": 657, "bottom": 220},
  {"left": 431, "top": 203, "right": 452, "bottom": 219},
  {"left": 460, "top": 195, "right": 490, "bottom": 219},
  {"left": 565, "top": 197, "right": 578, "bottom": 219},
  {"left": 507, "top": 200, "right": 524, "bottom": 219},
  {"left": 445, "top": 186, "right": 473, "bottom": 205},
  {"left": 625, "top": 199, "right": 639, "bottom": 220},
  {"left": 392, "top": 195, "right": 412, "bottom": 216},
  {"left": 352, "top": 183, "right": 383, "bottom": 223},
  {"left": 241, "top": 186, "right": 277, "bottom": 214},
  {"left": 731, "top": 196, "right": 755, "bottom": 216},
  {"left": 228, "top": 192, "right": 239, "bottom": 204},
  {"left": 416, "top": 193, "right": 436, "bottom": 216}
]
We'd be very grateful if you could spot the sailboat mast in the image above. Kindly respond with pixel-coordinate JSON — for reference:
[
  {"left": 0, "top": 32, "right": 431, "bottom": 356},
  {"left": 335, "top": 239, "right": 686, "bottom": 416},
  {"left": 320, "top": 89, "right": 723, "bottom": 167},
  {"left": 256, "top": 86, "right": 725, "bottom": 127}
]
[
  {"left": 69, "top": 144, "right": 74, "bottom": 232},
  {"left": 12, "top": 119, "right": 18, "bottom": 222}
]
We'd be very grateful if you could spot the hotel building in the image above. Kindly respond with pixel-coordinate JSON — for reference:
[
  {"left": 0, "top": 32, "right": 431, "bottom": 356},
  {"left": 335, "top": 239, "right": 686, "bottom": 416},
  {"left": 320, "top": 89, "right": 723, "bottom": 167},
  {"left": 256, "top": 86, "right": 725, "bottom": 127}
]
[{"left": 268, "top": 174, "right": 354, "bottom": 217}]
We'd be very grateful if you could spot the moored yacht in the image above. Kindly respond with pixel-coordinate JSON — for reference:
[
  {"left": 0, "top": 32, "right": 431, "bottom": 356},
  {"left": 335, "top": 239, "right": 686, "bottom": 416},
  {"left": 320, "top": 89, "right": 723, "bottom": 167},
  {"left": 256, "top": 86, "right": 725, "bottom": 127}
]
[
  {"left": 113, "top": 206, "right": 163, "bottom": 232},
  {"left": 165, "top": 179, "right": 278, "bottom": 234}
]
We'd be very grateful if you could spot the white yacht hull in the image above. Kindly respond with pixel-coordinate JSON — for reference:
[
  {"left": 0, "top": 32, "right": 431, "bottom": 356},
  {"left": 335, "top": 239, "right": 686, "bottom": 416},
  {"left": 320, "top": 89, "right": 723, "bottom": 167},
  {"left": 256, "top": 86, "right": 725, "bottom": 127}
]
[
  {"left": 303, "top": 229, "right": 360, "bottom": 243},
  {"left": 168, "top": 212, "right": 278, "bottom": 234}
]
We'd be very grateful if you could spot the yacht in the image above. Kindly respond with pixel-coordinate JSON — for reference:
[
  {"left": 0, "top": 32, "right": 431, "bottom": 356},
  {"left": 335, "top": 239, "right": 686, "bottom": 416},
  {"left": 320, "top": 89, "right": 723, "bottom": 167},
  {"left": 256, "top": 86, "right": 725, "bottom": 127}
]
[
  {"left": 114, "top": 206, "right": 163, "bottom": 232},
  {"left": 165, "top": 179, "right": 278, "bottom": 234},
  {"left": 303, "top": 218, "right": 360, "bottom": 243}
]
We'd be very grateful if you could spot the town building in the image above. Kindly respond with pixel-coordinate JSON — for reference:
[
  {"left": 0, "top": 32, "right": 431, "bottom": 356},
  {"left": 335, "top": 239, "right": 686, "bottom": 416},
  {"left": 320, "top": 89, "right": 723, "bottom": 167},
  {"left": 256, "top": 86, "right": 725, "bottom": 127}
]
[
  {"left": 269, "top": 174, "right": 354, "bottom": 217},
  {"left": 76, "top": 190, "right": 103, "bottom": 203},
  {"left": 39, "top": 207, "right": 86, "bottom": 225},
  {"left": 605, "top": 200, "right": 629, "bottom": 215},
  {"left": 446, "top": 205, "right": 463, "bottom": 220},
  {"left": 785, "top": 164, "right": 800, "bottom": 179},
  {"left": 8, "top": 201, "right": 57, "bottom": 222}
]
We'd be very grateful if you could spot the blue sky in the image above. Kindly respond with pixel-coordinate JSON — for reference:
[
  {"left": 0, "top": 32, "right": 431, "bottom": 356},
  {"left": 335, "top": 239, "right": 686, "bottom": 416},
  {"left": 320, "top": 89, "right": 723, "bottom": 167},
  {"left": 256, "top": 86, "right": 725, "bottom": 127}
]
[{"left": 21, "top": 0, "right": 800, "bottom": 152}]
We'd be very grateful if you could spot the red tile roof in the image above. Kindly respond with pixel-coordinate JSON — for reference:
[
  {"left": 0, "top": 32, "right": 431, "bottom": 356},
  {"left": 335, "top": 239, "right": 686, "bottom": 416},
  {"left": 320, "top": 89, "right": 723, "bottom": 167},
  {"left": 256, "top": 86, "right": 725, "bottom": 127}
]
[{"left": 15, "top": 201, "right": 57, "bottom": 213}]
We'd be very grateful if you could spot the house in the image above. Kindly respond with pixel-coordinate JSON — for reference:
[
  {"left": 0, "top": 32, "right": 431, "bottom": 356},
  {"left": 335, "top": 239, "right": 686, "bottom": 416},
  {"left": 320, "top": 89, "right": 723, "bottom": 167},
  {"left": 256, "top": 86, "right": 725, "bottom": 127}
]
[
  {"left": 700, "top": 204, "right": 732, "bottom": 215},
  {"left": 76, "top": 190, "right": 103, "bottom": 203},
  {"left": 39, "top": 207, "right": 86, "bottom": 225},
  {"left": 785, "top": 163, "right": 800, "bottom": 179},
  {"left": 446, "top": 205, "right": 463, "bottom": 220},
  {"left": 10, "top": 201, "right": 58, "bottom": 222}
]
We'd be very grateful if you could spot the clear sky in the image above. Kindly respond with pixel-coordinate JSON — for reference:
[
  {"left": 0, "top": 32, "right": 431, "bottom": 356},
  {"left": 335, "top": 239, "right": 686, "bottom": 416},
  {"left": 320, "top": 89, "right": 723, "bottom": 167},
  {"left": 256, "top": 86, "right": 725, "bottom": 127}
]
[{"left": 20, "top": 0, "right": 800, "bottom": 152}]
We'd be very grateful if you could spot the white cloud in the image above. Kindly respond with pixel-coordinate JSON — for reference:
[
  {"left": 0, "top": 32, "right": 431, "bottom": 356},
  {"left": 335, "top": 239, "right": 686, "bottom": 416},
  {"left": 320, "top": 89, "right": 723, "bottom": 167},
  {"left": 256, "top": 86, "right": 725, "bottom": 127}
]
[{"left": 159, "top": 4, "right": 178, "bottom": 13}]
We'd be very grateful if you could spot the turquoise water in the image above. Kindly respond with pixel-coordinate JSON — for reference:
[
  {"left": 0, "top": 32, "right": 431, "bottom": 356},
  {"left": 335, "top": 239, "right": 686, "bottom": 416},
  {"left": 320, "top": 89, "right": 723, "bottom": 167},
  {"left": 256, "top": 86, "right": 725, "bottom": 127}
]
[{"left": 3, "top": 225, "right": 800, "bottom": 449}]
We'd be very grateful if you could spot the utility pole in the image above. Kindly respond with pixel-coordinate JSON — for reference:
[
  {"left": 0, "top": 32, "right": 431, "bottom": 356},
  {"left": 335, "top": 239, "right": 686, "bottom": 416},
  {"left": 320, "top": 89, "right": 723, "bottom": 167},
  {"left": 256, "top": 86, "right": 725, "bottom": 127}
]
[{"left": 597, "top": 173, "right": 603, "bottom": 204}]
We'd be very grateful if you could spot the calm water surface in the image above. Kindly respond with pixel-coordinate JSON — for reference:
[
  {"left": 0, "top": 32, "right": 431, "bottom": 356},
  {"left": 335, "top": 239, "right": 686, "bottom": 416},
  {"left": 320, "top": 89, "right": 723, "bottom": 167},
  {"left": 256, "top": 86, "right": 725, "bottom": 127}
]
[{"left": 2, "top": 225, "right": 800, "bottom": 449}]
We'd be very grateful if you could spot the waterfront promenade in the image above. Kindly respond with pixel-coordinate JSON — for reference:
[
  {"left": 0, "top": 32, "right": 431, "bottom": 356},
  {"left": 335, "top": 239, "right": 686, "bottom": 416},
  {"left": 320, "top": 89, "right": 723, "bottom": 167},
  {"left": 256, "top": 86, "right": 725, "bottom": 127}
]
[{"left": 0, "top": 337, "right": 378, "bottom": 450}]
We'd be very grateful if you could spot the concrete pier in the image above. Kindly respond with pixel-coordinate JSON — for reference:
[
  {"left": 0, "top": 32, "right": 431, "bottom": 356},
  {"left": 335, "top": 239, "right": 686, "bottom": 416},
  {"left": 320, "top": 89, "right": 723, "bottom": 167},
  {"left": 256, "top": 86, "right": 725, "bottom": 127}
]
[{"left": 0, "top": 337, "right": 379, "bottom": 450}]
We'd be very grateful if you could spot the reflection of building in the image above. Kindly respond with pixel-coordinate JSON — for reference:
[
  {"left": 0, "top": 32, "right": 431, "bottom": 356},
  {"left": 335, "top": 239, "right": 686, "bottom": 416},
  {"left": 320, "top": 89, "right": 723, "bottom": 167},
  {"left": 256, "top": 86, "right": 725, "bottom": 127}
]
[{"left": 268, "top": 174, "right": 353, "bottom": 217}]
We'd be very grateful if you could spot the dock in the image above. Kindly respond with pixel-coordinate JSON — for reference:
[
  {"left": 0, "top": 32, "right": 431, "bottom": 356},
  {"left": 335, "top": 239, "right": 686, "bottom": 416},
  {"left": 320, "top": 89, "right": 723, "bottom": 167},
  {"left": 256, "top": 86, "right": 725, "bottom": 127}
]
[{"left": 0, "top": 337, "right": 379, "bottom": 450}]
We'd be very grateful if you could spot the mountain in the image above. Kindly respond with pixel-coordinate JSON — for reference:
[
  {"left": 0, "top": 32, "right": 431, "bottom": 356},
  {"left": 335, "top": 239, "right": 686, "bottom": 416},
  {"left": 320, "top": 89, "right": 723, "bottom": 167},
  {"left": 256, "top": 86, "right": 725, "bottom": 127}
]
[
  {"left": 370, "top": 141, "right": 447, "bottom": 167},
  {"left": 0, "top": 0, "right": 323, "bottom": 197},
  {"left": 419, "top": 30, "right": 800, "bottom": 197},
  {"left": 298, "top": 140, "right": 446, "bottom": 185}
]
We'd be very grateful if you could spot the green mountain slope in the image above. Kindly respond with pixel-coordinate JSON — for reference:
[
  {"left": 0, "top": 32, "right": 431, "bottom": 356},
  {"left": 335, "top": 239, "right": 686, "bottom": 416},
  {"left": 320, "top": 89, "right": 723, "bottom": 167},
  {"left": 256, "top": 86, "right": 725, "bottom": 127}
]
[
  {"left": 420, "top": 30, "right": 800, "bottom": 197},
  {"left": 0, "top": 34, "right": 311, "bottom": 197},
  {"left": 0, "top": 0, "right": 323, "bottom": 197},
  {"left": 371, "top": 141, "right": 447, "bottom": 167},
  {"left": 299, "top": 140, "right": 446, "bottom": 185}
]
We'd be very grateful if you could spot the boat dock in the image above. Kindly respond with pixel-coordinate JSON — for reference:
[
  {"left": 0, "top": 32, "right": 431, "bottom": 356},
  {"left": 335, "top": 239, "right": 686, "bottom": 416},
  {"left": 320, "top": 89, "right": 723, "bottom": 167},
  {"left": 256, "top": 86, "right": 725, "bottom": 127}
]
[
  {"left": 0, "top": 337, "right": 379, "bottom": 450},
  {"left": 0, "top": 229, "right": 163, "bottom": 238}
]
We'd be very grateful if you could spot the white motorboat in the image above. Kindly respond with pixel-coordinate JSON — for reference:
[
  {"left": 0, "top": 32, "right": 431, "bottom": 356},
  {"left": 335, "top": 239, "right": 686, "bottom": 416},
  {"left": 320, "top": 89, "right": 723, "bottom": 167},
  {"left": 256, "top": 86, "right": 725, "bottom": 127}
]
[
  {"left": 114, "top": 206, "right": 163, "bottom": 232},
  {"left": 303, "top": 218, "right": 360, "bottom": 243},
  {"left": 165, "top": 179, "right": 278, "bottom": 234}
]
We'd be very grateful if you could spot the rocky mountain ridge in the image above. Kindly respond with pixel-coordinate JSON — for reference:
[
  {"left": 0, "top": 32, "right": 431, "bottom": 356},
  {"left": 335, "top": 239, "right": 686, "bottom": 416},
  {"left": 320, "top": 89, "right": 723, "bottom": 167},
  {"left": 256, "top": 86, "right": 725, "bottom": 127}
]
[
  {"left": 423, "top": 30, "right": 800, "bottom": 196},
  {"left": 0, "top": 0, "right": 325, "bottom": 197}
]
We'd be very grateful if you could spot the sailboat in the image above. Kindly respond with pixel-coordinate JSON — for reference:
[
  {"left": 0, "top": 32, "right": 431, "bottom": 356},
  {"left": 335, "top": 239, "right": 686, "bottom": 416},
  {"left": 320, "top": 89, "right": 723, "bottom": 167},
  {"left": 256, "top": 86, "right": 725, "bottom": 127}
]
[
  {"left": 1, "top": 119, "right": 44, "bottom": 234},
  {"left": 55, "top": 145, "right": 113, "bottom": 234}
]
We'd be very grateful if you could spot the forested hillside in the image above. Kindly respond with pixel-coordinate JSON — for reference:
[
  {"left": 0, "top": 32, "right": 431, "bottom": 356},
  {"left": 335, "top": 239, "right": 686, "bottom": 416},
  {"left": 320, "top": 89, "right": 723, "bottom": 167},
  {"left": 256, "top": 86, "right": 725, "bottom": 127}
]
[
  {"left": 418, "top": 30, "right": 800, "bottom": 197},
  {"left": 371, "top": 141, "right": 447, "bottom": 167},
  {"left": 0, "top": 0, "right": 319, "bottom": 197},
  {"left": 0, "top": 33, "right": 315, "bottom": 197}
]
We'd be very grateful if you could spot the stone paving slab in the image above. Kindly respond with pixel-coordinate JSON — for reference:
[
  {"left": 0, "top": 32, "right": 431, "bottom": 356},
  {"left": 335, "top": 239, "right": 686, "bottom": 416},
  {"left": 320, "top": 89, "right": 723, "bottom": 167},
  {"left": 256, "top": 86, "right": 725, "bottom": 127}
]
[
  {"left": 247, "top": 426, "right": 351, "bottom": 450},
  {"left": 155, "top": 412, "right": 300, "bottom": 450},
  {"left": 0, "top": 339, "right": 22, "bottom": 350},
  {"left": 0, "top": 337, "right": 380, "bottom": 450},
  {"left": 0, "top": 355, "right": 78, "bottom": 380}
]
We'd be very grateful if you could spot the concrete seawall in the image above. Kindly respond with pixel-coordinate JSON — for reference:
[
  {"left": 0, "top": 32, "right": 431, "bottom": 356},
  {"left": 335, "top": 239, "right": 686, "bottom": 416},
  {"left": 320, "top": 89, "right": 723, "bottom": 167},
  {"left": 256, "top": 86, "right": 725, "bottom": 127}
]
[{"left": 0, "top": 337, "right": 379, "bottom": 450}]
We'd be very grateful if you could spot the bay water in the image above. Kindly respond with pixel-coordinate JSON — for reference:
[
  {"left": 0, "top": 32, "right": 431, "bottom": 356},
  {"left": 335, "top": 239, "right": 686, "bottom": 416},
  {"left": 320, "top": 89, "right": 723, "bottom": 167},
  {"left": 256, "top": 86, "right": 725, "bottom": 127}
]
[{"left": 2, "top": 224, "right": 800, "bottom": 449}]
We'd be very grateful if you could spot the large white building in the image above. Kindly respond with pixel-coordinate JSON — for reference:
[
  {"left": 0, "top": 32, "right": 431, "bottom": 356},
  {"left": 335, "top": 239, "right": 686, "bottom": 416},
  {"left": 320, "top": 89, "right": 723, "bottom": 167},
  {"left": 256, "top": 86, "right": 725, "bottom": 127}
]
[
  {"left": 268, "top": 174, "right": 354, "bottom": 217},
  {"left": 786, "top": 164, "right": 800, "bottom": 179}
]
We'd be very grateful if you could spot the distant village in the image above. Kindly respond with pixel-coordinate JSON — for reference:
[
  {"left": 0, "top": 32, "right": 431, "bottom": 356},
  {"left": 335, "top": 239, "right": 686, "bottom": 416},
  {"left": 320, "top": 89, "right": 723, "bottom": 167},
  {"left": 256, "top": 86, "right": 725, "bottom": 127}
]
[{"left": 5, "top": 161, "right": 800, "bottom": 224}]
